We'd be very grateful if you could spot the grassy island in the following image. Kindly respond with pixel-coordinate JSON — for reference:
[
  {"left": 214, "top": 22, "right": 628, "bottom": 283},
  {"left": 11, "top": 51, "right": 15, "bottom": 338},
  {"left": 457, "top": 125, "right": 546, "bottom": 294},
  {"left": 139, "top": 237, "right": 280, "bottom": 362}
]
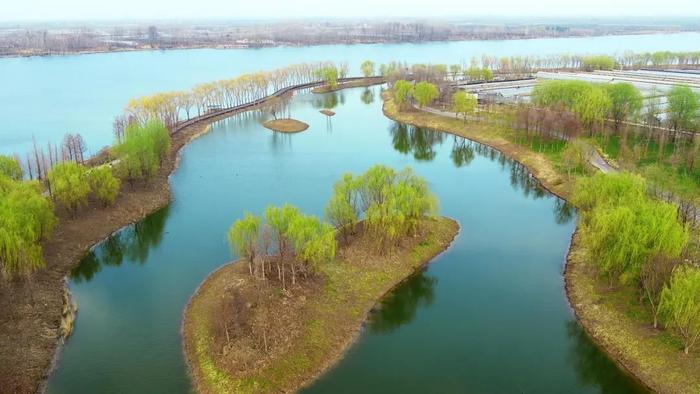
[
  {"left": 183, "top": 165, "right": 459, "bottom": 393},
  {"left": 319, "top": 109, "right": 335, "bottom": 116},
  {"left": 262, "top": 118, "right": 309, "bottom": 133}
]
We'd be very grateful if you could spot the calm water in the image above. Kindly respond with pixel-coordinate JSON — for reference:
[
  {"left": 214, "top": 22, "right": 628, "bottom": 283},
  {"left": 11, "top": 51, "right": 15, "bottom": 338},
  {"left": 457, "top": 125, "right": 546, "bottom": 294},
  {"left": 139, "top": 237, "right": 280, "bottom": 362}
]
[
  {"left": 47, "top": 86, "right": 646, "bottom": 393},
  {"left": 2, "top": 32, "right": 700, "bottom": 156}
]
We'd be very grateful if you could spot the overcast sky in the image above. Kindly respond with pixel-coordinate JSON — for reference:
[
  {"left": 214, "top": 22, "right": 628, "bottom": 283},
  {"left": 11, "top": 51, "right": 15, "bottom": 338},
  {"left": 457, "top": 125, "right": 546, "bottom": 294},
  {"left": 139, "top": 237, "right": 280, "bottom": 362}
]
[{"left": 2, "top": 0, "right": 699, "bottom": 22}]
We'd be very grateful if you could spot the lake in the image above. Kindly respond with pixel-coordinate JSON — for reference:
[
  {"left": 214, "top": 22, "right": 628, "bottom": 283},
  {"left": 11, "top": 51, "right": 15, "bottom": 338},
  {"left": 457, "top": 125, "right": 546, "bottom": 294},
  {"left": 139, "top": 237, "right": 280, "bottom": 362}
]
[
  {"left": 47, "top": 85, "right": 646, "bottom": 393},
  {"left": 1, "top": 32, "right": 700, "bottom": 156}
]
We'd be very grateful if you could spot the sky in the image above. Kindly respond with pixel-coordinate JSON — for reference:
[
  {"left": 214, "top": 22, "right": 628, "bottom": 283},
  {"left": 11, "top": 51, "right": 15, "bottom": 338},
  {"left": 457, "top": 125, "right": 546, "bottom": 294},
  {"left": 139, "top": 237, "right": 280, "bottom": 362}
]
[{"left": 2, "top": 0, "right": 699, "bottom": 22}]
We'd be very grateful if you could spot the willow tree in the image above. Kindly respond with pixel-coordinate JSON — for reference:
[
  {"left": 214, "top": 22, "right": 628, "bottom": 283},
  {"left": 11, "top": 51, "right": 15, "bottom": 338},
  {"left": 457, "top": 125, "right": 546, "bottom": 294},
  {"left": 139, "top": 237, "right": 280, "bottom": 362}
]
[
  {"left": 228, "top": 212, "right": 261, "bottom": 276},
  {"left": 88, "top": 166, "right": 120, "bottom": 206},
  {"left": 582, "top": 199, "right": 688, "bottom": 285},
  {"left": 360, "top": 60, "right": 375, "bottom": 78},
  {"left": 264, "top": 204, "right": 301, "bottom": 288},
  {"left": 393, "top": 80, "right": 414, "bottom": 110},
  {"left": 451, "top": 91, "right": 477, "bottom": 121},
  {"left": 287, "top": 214, "right": 336, "bottom": 282},
  {"left": 47, "top": 161, "right": 90, "bottom": 216},
  {"left": 0, "top": 177, "right": 56, "bottom": 279},
  {"left": 413, "top": 81, "right": 439, "bottom": 108},
  {"left": 0, "top": 155, "right": 22, "bottom": 181},
  {"left": 113, "top": 120, "right": 171, "bottom": 185},
  {"left": 324, "top": 173, "right": 360, "bottom": 243},
  {"left": 572, "top": 172, "right": 646, "bottom": 212},
  {"left": 667, "top": 85, "right": 699, "bottom": 131},
  {"left": 318, "top": 66, "right": 339, "bottom": 89},
  {"left": 659, "top": 266, "right": 700, "bottom": 354},
  {"left": 605, "top": 83, "right": 643, "bottom": 129}
]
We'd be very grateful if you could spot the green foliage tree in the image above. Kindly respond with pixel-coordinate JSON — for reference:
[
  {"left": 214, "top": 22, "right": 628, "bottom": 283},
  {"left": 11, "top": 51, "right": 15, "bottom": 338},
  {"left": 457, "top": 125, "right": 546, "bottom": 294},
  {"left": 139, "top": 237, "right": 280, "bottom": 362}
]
[
  {"left": 0, "top": 176, "right": 56, "bottom": 278},
  {"left": 265, "top": 204, "right": 301, "bottom": 288},
  {"left": 605, "top": 83, "right": 643, "bottom": 129},
  {"left": 413, "top": 81, "right": 439, "bottom": 108},
  {"left": 47, "top": 161, "right": 90, "bottom": 216},
  {"left": 532, "top": 80, "right": 611, "bottom": 131},
  {"left": 560, "top": 139, "right": 591, "bottom": 177},
  {"left": 113, "top": 119, "right": 171, "bottom": 185},
  {"left": 451, "top": 91, "right": 477, "bottom": 121},
  {"left": 287, "top": 214, "right": 336, "bottom": 280},
  {"left": 582, "top": 198, "right": 688, "bottom": 285},
  {"left": 0, "top": 155, "right": 22, "bottom": 181},
  {"left": 659, "top": 266, "right": 700, "bottom": 354},
  {"left": 87, "top": 166, "right": 120, "bottom": 206},
  {"left": 318, "top": 66, "right": 339, "bottom": 89},
  {"left": 324, "top": 173, "right": 360, "bottom": 243},
  {"left": 581, "top": 55, "right": 616, "bottom": 71},
  {"left": 228, "top": 212, "right": 261, "bottom": 276},
  {"left": 481, "top": 68, "right": 494, "bottom": 81},
  {"left": 667, "top": 85, "right": 699, "bottom": 131},
  {"left": 393, "top": 80, "right": 414, "bottom": 110},
  {"left": 572, "top": 172, "right": 647, "bottom": 212},
  {"left": 360, "top": 60, "right": 375, "bottom": 78}
]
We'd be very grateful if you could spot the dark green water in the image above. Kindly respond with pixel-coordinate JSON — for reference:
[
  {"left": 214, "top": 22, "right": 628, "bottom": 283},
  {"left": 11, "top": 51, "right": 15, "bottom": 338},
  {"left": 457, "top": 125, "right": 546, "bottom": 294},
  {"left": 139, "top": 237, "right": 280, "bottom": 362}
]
[{"left": 47, "top": 86, "right": 646, "bottom": 393}]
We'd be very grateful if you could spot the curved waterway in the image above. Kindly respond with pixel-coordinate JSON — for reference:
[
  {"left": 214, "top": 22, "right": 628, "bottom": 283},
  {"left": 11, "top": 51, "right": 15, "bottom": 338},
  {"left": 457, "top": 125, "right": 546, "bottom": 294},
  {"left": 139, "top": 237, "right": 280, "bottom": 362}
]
[
  {"left": 2, "top": 32, "right": 700, "bottom": 156},
  {"left": 47, "top": 86, "right": 646, "bottom": 393}
]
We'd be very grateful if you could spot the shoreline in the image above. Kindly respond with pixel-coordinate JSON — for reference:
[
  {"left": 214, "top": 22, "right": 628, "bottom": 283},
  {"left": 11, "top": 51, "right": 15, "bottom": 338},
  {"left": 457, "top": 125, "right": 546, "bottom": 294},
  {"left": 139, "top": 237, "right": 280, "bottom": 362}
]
[
  {"left": 381, "top": 93, "right": 699, "bottom": 392},
  {"left": 182, "top": 217, "right": 460, "bottom": 393},
  {"left": 0, "top": 78, "right": 378, "bottom": 394},
  {"left": 1, "top": 30, "right": 691, "bottom": 60}
]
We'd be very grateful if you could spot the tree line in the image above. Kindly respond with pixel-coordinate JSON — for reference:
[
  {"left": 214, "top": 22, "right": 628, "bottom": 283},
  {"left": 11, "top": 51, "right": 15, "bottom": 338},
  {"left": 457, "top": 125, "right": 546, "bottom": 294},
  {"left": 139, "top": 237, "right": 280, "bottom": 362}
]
[
  {"left": 121, "top": 62, "right": 346, "bottom": 130},
  {"left": 0, "top": 120, "right": 172, "bottom": 280},
  {"left": 227, "top": 165, "right": 438, "bottom": 289},
  {"left": 573, "top": 172, "right": 699, "bottom": 355}
]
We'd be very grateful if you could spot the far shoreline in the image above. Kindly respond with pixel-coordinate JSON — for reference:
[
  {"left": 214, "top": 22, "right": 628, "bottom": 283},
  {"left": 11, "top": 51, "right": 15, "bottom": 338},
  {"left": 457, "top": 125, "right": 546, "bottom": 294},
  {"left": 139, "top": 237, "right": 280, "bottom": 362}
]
[{"left": 1, "top": 30, "right": 696, "bottom": 60}]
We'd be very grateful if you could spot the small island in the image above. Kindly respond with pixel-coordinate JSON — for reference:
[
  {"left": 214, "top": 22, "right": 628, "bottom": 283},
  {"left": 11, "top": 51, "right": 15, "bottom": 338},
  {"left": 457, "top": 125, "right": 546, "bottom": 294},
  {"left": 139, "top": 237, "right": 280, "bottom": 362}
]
[
  {"left": 262, "top": 118, "right": 309, "bottom": 133},
  {"left": 182, "top": 165, "right": 459, "bottom": 393},
  {"left": 319, "top": 109, "right": 335, "bottom": 116}
]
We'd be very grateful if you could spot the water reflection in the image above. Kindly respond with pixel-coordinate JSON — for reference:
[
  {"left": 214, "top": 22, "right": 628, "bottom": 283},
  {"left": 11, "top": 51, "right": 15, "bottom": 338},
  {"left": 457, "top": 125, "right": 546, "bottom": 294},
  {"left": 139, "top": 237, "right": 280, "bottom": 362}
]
[
  {"left": 70, "top": 206, "right": 171, "bottom": 283},
  {"left": 390, "top": 123, "right": 446, "bottom": 162},
  {"left": 554, "top": 199, "right": 576, "bottom": 225},
  {"left": 385, "top": 122, "right": 577, "bottom": 225},
  {"left": 367, "top": 270, "right": 436, "bottom": 334},
  {"left": 360, "top": 88, "right": 375, "bottom": 105},
  {"left": 450, "top": 137, "right": 475, "bottom": 168},
  {"left": 566, "top": 321, "right": 647, "bottom": 393},
  {"left": 312, "top": 91, "right": 345, "bottom": 110}
]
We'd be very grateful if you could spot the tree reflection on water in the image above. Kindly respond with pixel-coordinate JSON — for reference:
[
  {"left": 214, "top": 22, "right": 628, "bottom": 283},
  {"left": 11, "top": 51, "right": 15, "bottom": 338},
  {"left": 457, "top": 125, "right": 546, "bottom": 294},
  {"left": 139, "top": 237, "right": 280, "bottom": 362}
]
[
  {"left": 70, "top": 205, "right": 171, "bottom": 283},
  {"left": 367, "top": 269, "right": 437, "bottom": 334}
]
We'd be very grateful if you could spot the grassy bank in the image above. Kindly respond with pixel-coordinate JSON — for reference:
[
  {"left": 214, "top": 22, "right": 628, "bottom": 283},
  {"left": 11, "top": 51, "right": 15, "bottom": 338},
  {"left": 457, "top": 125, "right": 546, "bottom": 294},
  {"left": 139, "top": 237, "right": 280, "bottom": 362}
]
[
  {"left": 383, "top": 92, "right": 700, "bottom": 393},
  {"left": 182, "top": 217, "right": 459, "bottom": 393},
  {"left": 382, "top": 92, "right": 575, "bottom": 199}
]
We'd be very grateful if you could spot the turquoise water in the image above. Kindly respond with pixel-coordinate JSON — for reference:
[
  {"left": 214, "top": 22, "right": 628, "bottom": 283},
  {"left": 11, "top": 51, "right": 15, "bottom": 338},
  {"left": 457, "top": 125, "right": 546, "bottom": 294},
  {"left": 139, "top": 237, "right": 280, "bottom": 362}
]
[
  {"left": 47, "top": 86, "right": 645, "bottom": 393},
  {"left": 1, "top": 32, "right": 700, "bottom": 156}
]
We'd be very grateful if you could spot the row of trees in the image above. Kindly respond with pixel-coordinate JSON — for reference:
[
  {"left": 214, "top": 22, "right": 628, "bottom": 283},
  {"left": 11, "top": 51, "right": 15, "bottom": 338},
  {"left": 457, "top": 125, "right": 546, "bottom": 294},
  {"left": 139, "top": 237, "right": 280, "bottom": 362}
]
[
  {"left": 0, "top": 119, "right": 170, "bottom": 280},
  {"left": 374, "top": 50, "right": 700, "bottom": 88},
  {"left": 227, "top": 165, "right": 439, "bottom": 289},
  {"left": 0, "top": 157, "right": 56, "bottom": 279},
  {"left": 123, "top": 62, "right": 344, "bottom": 129},
  {"left": 528, "top": 80, "right": 700, "bottom": 173},
  {"left": 228, "top": 206, "right": 336, "bottom": 289},
  {"left": 573, "top": 173, "right": 699, "bottom": 354}
]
